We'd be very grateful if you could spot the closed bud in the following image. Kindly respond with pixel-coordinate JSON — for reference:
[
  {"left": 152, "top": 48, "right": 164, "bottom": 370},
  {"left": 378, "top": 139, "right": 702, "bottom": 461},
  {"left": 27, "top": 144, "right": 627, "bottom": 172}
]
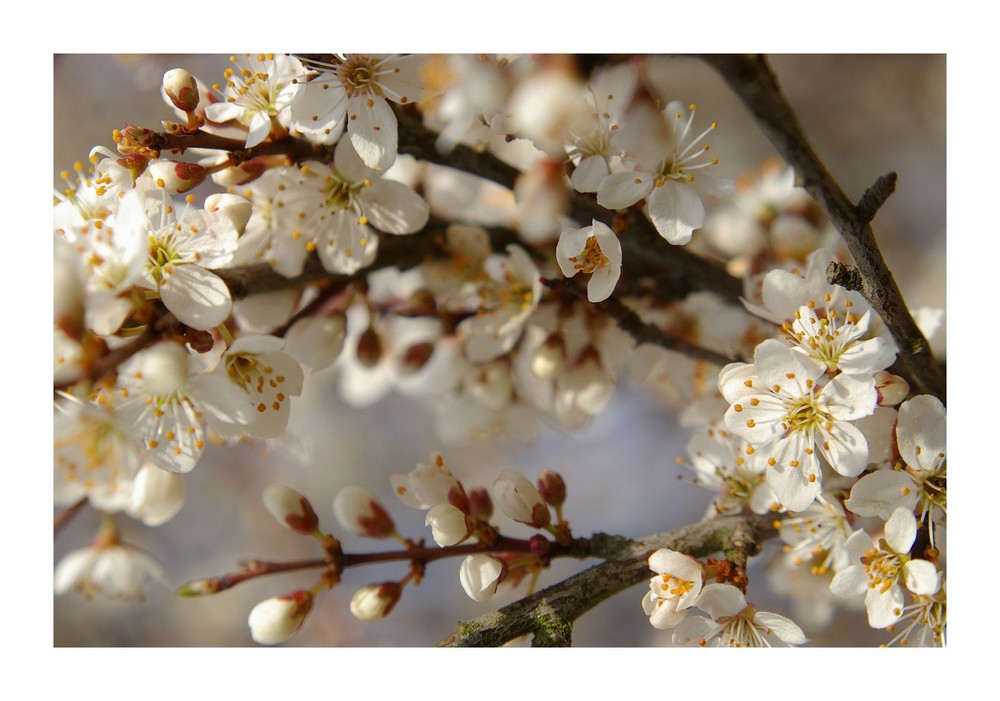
[
  {"left": 350, "top": 582, "right": 403, "bottom": 621},
  {"left": 205, "top": 192, "right": 253, "bottom": 235},
  {"left": 467, "top": 487, "right": 493, "bottom": 521},
  {"left": 531, "top": 332, "right": 566, "bottom": 380},
  {"left": 163, "top": 68, "right": 200, "bottom": 112},
  {"left": 117, "top": 124, "right": 160, "bottom": 150},
  {"left": 333, "top": 486, "right": 396, "bottom": 539},
  {"left": 460, "top": 554, "right": 507, "bottom": 602},
  {"left": 537, "top": 470, "right": 566, "bottom": 508},
  {"left": 211, "top": 158, "right": 268, "bottom": 187},
  {"left": 528, "top": 533, "right": 551, "bottom": 555},
  {"left": 263, "top": 484, "right": 320, "bottom": 535},
  {"left": 874, "top": 371, "right": 909, "bottom": 407},
  {"left": 115, "top": 153, "right": 150, "bottom": 183},
  {"left": 176, "top": 578, "right": 223, "bottom": 597},
  {"left": 425, "top": 503, "right": 473, "bottom": 546},
  {"left": 356, "top": 327, "right": 383, "bottom": 368},
  {"left": 493, "top": 470, "right": 551, "bottom": 528},
  {"left": 148, "top": 160, "right": 208, "bottom": 194},
  {"left": 397, "top": 289, "right": 438, "bottom": 317},
  {"left": 247, "top": 590, "right": 313, "bottom": 645},
  {"left": 184, "top": 328, "right": 216, "bottom": 354},
  {"left": 400, "top": 341, "right": 435, "bottom": 374}
]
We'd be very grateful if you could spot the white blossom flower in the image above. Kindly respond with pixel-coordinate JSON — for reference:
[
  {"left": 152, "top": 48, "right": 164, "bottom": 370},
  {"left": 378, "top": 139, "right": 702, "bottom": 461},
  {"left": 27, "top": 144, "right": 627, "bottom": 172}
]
[
  {"left": 882, "top": 585, "right": 946, "bottom": 647},
  {"left": 776, "top": 493, "right": 860, "bottom": 576},
  {"left": 205, "top": 54, "right": 306, "bottom": 148},
  {"left": 285, "top": 138, "right": 430, "bottom": 276},
  {"left": 597, "top": 101, "right": 727, "bottom": 245},
  {"left": 391, "top": 452, "right": 466, "bottom": 510},
  {"left": 292, "top": 54, "right": 433, "bottom": 169},
  {"left": 458, "top": 245, "right": 542, "bottom": 362},
  {"left": 115, "top": 187, "right": 243, "bottom": 330},
  {"left": 115, "top": 342, "right": 252, "bottom": 473},
  {"left": 672, "top": 583, "right": 807, "bottom": 647},
  {"left": 683, "top": 426, "right": 779, "bottom": 517},
  {"left": 214, "top": 335, "right": 304, "bottom": 440},
  {"left": 781, "top": 297, "right": 895, "bottom": 376},
  {"left": 640, "top": 549, "right": 705, "bottom": 629},
  {"left": 720, "top": 339, "right": 877, "bottom": 511},
  {"left": 830, "top": 508, "right": 942, "bottom": 628},
  {"left": 425, "top": 503, "right": 473, "bottom": 546},
  {"left": 556, "top": 219, "right": 622, "bottom": 303},
  {"left": 55, "top": 535, "right": 166, "bottom": 602},
  {"left": 247, "top": 590, "right": 313, "bottom": 644}
]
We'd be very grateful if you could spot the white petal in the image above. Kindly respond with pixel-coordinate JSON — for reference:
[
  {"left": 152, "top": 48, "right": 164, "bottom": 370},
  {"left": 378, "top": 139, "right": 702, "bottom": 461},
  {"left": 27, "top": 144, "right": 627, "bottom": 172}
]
[
  {"left": 897, "top": 395, "right": 946, "bottom": 472},
  {"left": 817, "top": 419, "right": 870, "bottom": 478},
  {"left": 587, "top": 265, "right": 619, "bottom": 302},
  {"left": 865, "top": 585, "right": 903, "bottom": 628},
  {"left": 754, "top": 611, "right": 807, "bottom": 645},
  {"left": 904, "top": 559, "right": 941, "bottom": 596},
  {"left": 245, "top": 111, "right": 273, "bottom": 148},
  {"left": 363, "top": 180, "right": 430, "bottom": 234},
  {"left": 596, "top": 171, "right": 654, "bottom": 210},
  {"left": 646, "top": 180, "right": 705, "bottom": 245},
  {"left": 830, "top": 565, "right": 868, "bottom": 599},
  {"left": 694, "top": 582, "right": 746, "bottom": 619},
  {"left": 348, "top": 94, "right": 397, "bottom": 170},
  {"left": 570, "top": 155, "right": 610, "bottom": 193},
  {"left": 159, "top": 265, "right": 232, "bottom": 330},
  {"left": 884, "top": 507, "right": 917, "bottom": 553},
  {"left": 845, "top": 470, "right": 919, "bottom": 520}
]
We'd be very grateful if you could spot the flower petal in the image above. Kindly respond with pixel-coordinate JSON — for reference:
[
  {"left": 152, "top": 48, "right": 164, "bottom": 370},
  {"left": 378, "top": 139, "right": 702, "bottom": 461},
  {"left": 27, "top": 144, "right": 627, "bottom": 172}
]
[
  {"left": 647, "top": 180, "right": 705, "bottom": 245},
  {"left": 347, "top": 94, "right": 398, "bottom": 171},
  {"left": 159, "top": 265, "right": 232, "bottom": 330}
]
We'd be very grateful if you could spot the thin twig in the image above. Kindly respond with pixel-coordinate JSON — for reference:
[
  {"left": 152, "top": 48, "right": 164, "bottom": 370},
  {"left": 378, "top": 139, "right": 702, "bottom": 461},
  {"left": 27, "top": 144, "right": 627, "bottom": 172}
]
[
  {"left": 700, "top": 55, "right": 945, "bottom": 401},
  {"left": 54, "top": 497, "right": 87, "bottom": 537},
  {"left": 438, "top": 512, "right": 776, "bottom": 647}
]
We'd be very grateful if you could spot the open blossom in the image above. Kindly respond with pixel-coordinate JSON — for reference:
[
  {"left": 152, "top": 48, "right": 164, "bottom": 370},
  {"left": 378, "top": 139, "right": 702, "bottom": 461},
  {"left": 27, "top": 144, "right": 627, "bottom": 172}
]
[
  {"left": 831, "top": 508, "right": 942, "bottom": 628},
  {"left": 781, "top": 297, "right": 896, "bottom": 376},
  {"left": 115, "top": 186, "right": 244, "bottom": 330},
  {"left": 641, "top": 549, "right": 705, "bottom": 629},
  {"left": 720, "top": 339, "right": 877, "bottom": 511},
  {"left": 55, "top": 527, "right": 166, "bottom": 602},
  {"left": 556, "top": 219, "right": 622, "bottom": 303},
  {"left": 282, "top": 138, "right": 430, "bottom": 276},
  {"left": 683, "top": 426, "right": 779, "bottom": 517},
  {"left": 292, "top": 54, "right": 432, "bottom": 169},
  {"left": 597, "top": 101, "right": 728, "bottom": 245},
  {"left": 672, "top": 583, "right": 806, "bottom": 647},
  {"left": 205, "top": 54, "right": 306, "bottom": 148}
]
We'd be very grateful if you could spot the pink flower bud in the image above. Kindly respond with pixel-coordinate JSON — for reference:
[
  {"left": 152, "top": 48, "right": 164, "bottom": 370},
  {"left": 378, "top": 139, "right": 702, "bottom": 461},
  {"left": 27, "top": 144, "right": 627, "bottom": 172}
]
[
  {"left": 163, "top": 68, "right": 200, "bottom": 112},
  {"left": 332, "top": 487, "right": 396, "bottom": 539},
  {"left": 349, "top": 582, "right": 403, "bottom": 621},
  {"left": 875, "top": 371, "right": 909, "bottom": 407},
  {"left": 262, "top": 484, "right": 319, "bottom": 535},
  {"left": 467, "top": 487, "right": 493, "bottom": 521},
  {"left": 148, "top": 160, "right": 208, "bottom": 194},
  {"left": 493, "top": 470, "right": 551, "bottom": 528},
  {"left": 247, "top": 590, "right": 313, "bottom": 644},
  {"left": 459, "top": 554, "right": 507, "bottom": 602},
  {"left": 537, "top": 470, "right": 566, "bottom": 508}
]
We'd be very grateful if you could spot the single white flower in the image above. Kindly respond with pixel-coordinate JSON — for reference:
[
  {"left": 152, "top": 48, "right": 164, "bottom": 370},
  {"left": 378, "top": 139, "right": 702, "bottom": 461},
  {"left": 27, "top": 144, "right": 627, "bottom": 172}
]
[
  {"left": 683, "top": 426, "right": 779, "bottom": 517},
  {"left": 641, "top": 549, "right": 704, "bottom": 629},
  {"left": 292, "top": 54, "right": 433, "bottom": 169},
  {"left": 597, "top": 101, "right": 727, "bottom": 245},
  {"left": 556, "top": 219, "right": 622, "bottom": 303},
  {"left": 55, "top": 528, "right": 166, "bottom": 602},
  {"left": 830, "top": 508, "right": 942, "bottom": 628},
  {"left": 205, "top": 54, "right": 306, "bottom": 148},
  {"left": 390, "top": 453, "right": 466, "bottom": 510},
  {"left": 720, "top": 339, "right": 877, "bottom": 511},
  {"left": 493, "top": 470, "right": 550, "bottom": 528}
]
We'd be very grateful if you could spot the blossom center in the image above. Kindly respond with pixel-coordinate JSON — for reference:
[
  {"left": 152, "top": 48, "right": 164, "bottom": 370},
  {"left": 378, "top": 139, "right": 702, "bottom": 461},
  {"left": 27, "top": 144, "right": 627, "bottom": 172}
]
[{"left": 568, "top": 235, "right": 609, "bottom": 274}]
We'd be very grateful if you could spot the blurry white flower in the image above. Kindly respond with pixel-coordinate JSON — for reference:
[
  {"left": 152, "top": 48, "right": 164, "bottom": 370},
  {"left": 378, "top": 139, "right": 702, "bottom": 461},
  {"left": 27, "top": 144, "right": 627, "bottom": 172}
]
[{"left": 248, "top": 590, "right": 313, "bottom": 644}]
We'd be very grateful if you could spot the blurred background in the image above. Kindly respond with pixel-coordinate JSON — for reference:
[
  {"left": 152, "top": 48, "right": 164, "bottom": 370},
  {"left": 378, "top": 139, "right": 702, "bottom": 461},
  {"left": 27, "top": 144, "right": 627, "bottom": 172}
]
[{"left": 53, "top": 54, "right": 945, "bottom": 646}]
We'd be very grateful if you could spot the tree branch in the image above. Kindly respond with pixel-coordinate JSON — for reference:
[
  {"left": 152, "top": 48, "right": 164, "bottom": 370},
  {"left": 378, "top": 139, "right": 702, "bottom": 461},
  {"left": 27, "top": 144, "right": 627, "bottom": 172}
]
[
  {"left": 437, "top": 512, "right": 776, "bottom": 647},
  {"left": 700, "top": 55, "right": 945, "bottom": 402}
]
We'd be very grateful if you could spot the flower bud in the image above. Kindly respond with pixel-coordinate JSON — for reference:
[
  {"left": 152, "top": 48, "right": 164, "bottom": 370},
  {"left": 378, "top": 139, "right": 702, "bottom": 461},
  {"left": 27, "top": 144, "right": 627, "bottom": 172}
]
[
  {"left": 205, "top": 192, "right": 253, "bottom": 235},
  {"left": 148, "top": 160, "right": 208, "bottom": 195},
  {"left": 396, "top": 289, "right": 438, "bottom": 317},
  {"left": 874, "top": 371, "right": 909, "bottom": 407},
  {"left": 176, "top": 578, "right": 223, "bottom": 597},
  {"left": 284, "top": 313, "right": 347, "bottom": 372},
  {"left": 247, "top": 590, "right": 313, "bottom": 645},
  {"left": 400, "top": 341, "right": 435, "bottom": 374},
  {"left": 467, "top": 487, "right": 493, "bottom": 521},
  {"left": 537, "top": 470, "right": 566, "bottom": 508},
  {"left": 116, "top": 124, "right": 160, "bottom": 154},
  {"left": 211, "top": 158, "right": 268, "bottom": 188},
  {"left": 356, "top": 327, "right": 383, "bottom": 368},
  {"left": 126, "top": 464, "right": 185, "bottom": 527},
  {"left": 531, "top": 332, "right": 566, "bottom": 380},
  {"left": 115, "top": 153, "right": 150, "bottom": 183},
  {"left": 459, "top": 554, "right": 507, "bottom": 602},
  {"left": 349, "top": 582, "right": 403, "bottom": 621},
  {"left": 425, "top": 503, "right": 473, "bottom": 546},
  {"left": 163, "top": 68, "right": 200, "bottom": 112},
  {"left": 262, "top": 484, "right": 320, "bottom": 535},
  {"left": 333, "top": 486, "right": 396, "bottom": 539},
  {"left": 493, "top": 470, "right": 551, "bottom": 528}
]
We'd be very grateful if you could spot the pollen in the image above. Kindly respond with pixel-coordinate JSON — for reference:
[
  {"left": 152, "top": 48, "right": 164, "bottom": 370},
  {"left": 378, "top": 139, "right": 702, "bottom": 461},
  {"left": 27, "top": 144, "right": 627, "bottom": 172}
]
[{"left": 746, "top": 419, "right": 755, "bottom": 428}]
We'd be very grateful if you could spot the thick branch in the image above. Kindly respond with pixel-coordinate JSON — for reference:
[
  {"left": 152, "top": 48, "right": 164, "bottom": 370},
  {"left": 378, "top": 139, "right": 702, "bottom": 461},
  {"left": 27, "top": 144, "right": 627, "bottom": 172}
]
[
  {"left": 437, "top": 512, "right": 776, "bottom": 647},
  {"left": 701, "top": 55, "right": 945, "bottom": 401}
]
